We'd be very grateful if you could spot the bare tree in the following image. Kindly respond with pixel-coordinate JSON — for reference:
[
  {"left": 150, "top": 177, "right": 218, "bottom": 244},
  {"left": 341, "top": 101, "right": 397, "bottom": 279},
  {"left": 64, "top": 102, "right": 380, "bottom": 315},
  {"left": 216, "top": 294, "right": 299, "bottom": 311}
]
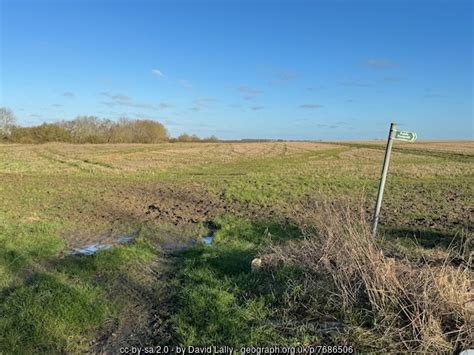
[
  {"left": 4, "top": 114, "right": 172, "bottom": 144},
  {"left": 0, "top": 107, "right": 16, "bottom": 137},
  {"left": 177, "top": 133, "right": 200, "bottom": 142}
]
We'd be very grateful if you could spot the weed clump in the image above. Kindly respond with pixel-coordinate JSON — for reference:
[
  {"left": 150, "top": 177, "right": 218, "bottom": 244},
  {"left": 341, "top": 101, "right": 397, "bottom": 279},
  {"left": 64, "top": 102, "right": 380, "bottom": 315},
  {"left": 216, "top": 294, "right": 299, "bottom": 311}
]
[{"left": 268, "top": 203, "right": 473, "bottom": 352}]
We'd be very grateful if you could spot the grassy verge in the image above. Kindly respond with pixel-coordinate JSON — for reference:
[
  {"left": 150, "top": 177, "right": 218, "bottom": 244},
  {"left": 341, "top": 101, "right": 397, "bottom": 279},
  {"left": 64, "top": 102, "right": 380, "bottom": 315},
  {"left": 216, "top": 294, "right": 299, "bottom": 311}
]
[
  {"left": 264, "top": 204, "right": 473, "bottom": 352},
  {"left": 0, "top": 220, "right": 169, "bottom": 353},
  {"left": 171, "top": 215, "right": 334, "bottom": 346},
  {"left": 168, "top": 209, "right": 472, "bottom": 351},
  {"left": 0, "top": 211, "right": 471, "bottom": 352}
]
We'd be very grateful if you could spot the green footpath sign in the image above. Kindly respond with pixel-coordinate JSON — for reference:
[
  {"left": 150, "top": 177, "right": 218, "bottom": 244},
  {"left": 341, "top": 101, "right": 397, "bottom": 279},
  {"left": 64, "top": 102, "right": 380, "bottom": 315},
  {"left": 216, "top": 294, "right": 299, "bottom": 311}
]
[
  {"left": 372, "top": 123, "right": 418, "bottom": 238},
  {"left": 393, "top": 130, "right": 417, "bottom": 142}
]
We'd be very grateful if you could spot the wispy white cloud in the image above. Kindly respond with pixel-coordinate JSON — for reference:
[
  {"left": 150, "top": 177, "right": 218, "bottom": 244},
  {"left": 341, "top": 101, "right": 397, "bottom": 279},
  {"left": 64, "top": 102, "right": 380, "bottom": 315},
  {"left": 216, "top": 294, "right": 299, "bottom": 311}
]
[
  {"left": 315, "top": 123, "right": 338, "bottom": 129},
  {"left": 422, "top": 88, "right": 445, "bottom": 98},
  {"left": 266, "top": 70, "right": 298, "bottom": 86},
  {"left": 100, "top": 92, "right": 131, "bottom": 101},
  {"left": 339, "top": 79, "right": 373, "bottom": 87},
  {"left": 101, "top": 101, "right": 156, "bottom": 110},
  {"left": 188, "top": 97, "right": 215, "bottom": 112},
  {"left": 276, "top": 70, "right": 297, "bottom": 81},
  {"left": 62, "top": 91, "right": 75, "bottom": 98},
  {"left": 163, "top": 119, "right": 180, "bottom": 126},
  {"left": 300, "top": 104, "right": 322, "bottom": 109},
  {"left": 194, "top": 97, "right": 215, "bottom": 106},
  {"left": 423, "top": 93, "right": 445, "bottom": 98},
  {"left": 99, "top": 92, "right": 156, "bottom": 110},
  {"left": 305, "top": 86, "right": 324, "bottom": 92},
  {"left": 238, "top": 86, "right": 261, "bottom": 94},
  {"left": 366, "top": 58, "right": 395, "bottom": 69},
  {"left": 381, "top": 76, "right": 402, "bottom": 83},
  {"left": 251, "top": 106, "right": 264, "bottom": 110},
  {"left": 151, "top": 69, "right": 165, "bottom": 77}
]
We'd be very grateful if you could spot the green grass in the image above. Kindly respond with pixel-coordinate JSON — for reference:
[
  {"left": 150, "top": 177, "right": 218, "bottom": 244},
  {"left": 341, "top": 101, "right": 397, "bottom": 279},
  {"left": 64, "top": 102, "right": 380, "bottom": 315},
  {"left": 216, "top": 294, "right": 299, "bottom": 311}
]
[
  {"left": 0, "top": 221, "right": 64, "bottom": 288},
  {"left": 171, "top": 215, "right": 317, "bottom": 346},
  {"left": 0, "top": 221, "right": 163, "bottom": 352},
  {"left": 0, "top": 273, "right": 110, "bottom": 353},
  {"left": 0, "top": 221, "right": 110, "bottom": 352}
]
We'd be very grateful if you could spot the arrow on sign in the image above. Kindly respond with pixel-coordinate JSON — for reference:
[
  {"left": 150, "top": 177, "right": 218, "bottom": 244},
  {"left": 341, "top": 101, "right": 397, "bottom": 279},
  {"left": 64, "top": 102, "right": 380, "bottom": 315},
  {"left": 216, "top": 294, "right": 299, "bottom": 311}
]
[{"left": 393, "top": 130, "right": 417, "bottom": 142}]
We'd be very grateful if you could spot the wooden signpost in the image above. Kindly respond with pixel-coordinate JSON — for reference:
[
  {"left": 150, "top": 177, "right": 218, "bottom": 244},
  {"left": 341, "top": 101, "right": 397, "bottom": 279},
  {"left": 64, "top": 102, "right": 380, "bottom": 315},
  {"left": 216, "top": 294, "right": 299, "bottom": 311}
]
[{"left": 371, "top": 123, "right": 417, "bottom": 238}]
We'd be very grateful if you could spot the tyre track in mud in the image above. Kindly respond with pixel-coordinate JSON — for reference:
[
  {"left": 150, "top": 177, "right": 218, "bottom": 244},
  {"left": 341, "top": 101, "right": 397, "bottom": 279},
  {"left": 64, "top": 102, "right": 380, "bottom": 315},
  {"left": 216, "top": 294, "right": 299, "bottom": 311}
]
[
  {"left": 61, "top": 181, "right": 288, "bottom": 249},
  {"left": 36, "top": 148, "right": 120, "bottom": 173},
  {"left": 332, "top": 142, "right": 474, "bottom": 163}
]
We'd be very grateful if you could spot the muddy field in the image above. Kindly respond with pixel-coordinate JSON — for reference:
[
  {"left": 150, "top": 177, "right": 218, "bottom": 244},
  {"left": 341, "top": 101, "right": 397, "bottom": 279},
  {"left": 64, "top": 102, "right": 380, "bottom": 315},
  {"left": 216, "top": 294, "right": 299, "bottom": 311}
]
[
  {"left": 1, "top": 141, "right": 472, "bottom": 247},
  {"left": 1, "top": 140, "right": 473, "bottom": 352}
]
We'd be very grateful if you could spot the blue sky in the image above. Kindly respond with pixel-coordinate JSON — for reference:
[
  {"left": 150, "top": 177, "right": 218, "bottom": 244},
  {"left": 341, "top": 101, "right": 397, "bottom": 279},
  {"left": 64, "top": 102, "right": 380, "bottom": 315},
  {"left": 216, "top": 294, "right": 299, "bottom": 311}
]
[{"left": 1, "top": 0, "right": 472, "bottom": 140}]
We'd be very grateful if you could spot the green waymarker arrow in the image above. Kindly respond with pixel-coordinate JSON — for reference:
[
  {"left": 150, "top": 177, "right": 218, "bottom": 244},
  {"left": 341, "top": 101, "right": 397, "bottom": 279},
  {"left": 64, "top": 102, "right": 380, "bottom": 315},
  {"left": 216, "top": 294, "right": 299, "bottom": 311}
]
[{"left": 393, "top": 130, "right": 417, "bottom": 142}]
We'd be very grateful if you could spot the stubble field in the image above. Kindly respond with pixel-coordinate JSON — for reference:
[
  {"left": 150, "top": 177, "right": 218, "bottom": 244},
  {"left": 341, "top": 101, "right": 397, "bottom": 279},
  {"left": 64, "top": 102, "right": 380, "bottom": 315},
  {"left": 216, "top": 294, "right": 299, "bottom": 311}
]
[{"left": 0, "top": 141, "right": 472, "bottom": 352}]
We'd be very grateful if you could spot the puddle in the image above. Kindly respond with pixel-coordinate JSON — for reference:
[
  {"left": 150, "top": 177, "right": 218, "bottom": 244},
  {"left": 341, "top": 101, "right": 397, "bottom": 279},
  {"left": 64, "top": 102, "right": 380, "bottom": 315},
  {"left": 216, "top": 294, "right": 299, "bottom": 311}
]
[
  {"left": 201, "top": 235, "right": 214, "bottom": 245},
  {"left": 69, "top": 234, "right": 135, "bottom": 256},
  {"left": 116, "top": 235, "right": 134, "bottom": 244},
  {"left": 68, "top": 229, "right": 213, "bottom": 257},
  {"left": 69, "top": 244, "right": 113, "bottom": 256}
]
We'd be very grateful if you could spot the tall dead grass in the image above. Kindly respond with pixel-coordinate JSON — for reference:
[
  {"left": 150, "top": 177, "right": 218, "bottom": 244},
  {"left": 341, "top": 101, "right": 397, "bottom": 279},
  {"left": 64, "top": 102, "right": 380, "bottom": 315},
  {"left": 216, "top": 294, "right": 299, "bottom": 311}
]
[{"left": 269, "top": 202, "right": 473, "bottom": 352}]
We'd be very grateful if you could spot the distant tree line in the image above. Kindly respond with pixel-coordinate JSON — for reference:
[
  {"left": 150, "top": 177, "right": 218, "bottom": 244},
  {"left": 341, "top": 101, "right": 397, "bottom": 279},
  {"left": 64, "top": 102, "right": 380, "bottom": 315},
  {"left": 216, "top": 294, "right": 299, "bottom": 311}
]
[
  {"left": 0, "top": 107, "right": 219, "bottom": 144},
  {"left": 172, "top": 133, "right": 219, "bottom": 143}
]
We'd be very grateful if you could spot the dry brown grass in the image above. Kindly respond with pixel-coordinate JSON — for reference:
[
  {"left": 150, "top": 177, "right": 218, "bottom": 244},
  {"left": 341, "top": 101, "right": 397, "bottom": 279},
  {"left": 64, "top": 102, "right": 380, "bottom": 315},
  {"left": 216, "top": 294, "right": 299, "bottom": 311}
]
[
  {"left": 266, "top": 202, "right": 473, "bottom": 352},
  {"left": 351, "top": 140, "right": 474, "bottom": 155},
  {"left": 0, "top": 142, "right": 336, "bottom": 174}
]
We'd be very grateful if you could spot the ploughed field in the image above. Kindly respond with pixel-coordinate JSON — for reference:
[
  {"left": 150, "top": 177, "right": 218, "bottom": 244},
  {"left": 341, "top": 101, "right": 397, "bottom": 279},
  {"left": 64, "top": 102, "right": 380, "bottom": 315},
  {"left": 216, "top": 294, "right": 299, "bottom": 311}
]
[{"left": 0, "top": 141, "right": 472, "bottom": 352}]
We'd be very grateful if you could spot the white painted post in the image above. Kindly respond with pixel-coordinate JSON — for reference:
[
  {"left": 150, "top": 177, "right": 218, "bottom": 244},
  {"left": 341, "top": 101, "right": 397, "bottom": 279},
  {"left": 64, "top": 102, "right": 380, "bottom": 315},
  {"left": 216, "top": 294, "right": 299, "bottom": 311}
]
[{"left": 372, "top": 122, "right": 396, "bottom": 238}]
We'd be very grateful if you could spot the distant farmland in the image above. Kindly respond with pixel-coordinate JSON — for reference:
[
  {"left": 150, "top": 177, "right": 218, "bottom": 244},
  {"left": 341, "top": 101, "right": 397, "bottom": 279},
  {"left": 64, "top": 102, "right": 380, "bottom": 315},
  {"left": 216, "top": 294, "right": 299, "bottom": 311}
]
[{"left": 0, "top": 141, "right": 472, "bottom": 352}]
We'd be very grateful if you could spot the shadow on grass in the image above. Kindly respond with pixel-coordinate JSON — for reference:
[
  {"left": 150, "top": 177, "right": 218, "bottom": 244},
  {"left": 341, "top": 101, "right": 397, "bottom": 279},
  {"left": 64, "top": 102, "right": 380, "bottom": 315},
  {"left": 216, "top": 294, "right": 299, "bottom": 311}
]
[
  {"left": 0, "top": 215, "right": 305, "bottom": 348},
  {"left": 0, "top": 272, "right": 109, "bottom": 353},
  {"left": 184, "top": 215, "right": 302, "bottom": 278},
  {"left": 0, "top": 221, "right": 171, "bottom": 353},
  {"left": 171, "top": 215, "right": 309, "bottom": 346},
  {"left": 381, "top": 225, "right": 464, "bottom": 249}
]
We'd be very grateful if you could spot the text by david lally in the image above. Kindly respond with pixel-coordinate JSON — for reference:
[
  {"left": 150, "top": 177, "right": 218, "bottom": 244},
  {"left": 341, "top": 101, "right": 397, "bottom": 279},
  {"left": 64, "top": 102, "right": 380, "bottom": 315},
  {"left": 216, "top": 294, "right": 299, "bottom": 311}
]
[{"left": 177, "top": 346, "right": 234, "bottom": 354}]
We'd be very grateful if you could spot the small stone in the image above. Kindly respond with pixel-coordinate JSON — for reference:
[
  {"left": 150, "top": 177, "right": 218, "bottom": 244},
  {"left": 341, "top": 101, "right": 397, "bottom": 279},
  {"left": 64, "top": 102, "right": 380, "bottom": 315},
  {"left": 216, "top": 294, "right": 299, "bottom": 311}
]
[{"left": 251, "top": 257, "right": 262, "bottom": 272}]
